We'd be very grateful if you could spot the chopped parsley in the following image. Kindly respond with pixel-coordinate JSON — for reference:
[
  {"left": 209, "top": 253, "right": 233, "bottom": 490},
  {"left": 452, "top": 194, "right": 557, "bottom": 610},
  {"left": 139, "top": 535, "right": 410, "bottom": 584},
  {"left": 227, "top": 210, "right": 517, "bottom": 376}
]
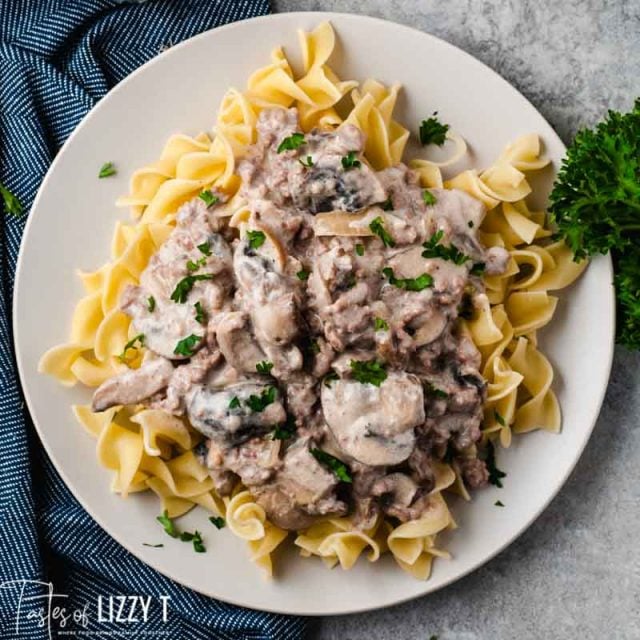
[
  {"left": 323, "top": 371, "right": 339, "bottom": 388},
  {"left": 468, "top": 220, "right": 474, "bottom": 229},
  {"left": 187, "top": 256, "right": 207, "bottom": 272},
  {"left": 495, "top": 500, "right": 505, "bottom": 507},
  {"left": 369, "top": 216, "right": 395, "bottom": 247},
  {"left": 350, "top": 359, "right": 387, "bottom": 387},
  {"left": 374, "top": 316, "right": 389, "bottom": 331},
  {"left": 247, "top": 229, "right": 266, "bottom": 249},
  {"left": 382, "top": 267, "right": 433, "bottom": 291},
  {"left": 199, "top": 190, "right": 219, "bottom": 207},
  {"left": 419, "top": 113, "right": 449, "bottom": 146},
  {"left": 341, "top": 151, "right": 361, "bottom": 170},
  {"left": 118, "top": 334, "right": 145, "bottom": 362},
  {"left": 98, "top": 162, "right": 117, "bottom": 178},
  {"left": 173, "top": 334, "right": 202, "bottom": 357},
  {"left": 194, "top": 301, "right": 206, "bottom": 325},
  {"left": 0, "top": 184, "right": 23, "bottom": 217},
  {"left": 277, "top": 132, "right": 305, "bottom": 153},
  {"left": 147, "top": 296, "right": 156, "bottom": 312},
  {"left": 228, "top": 396, "right": 241, "bottom": 410},
  {"left": 296, "top": 269, "right": 310, "bottom": 281},
  {"left": 170, "top": 274, "right": 214, "bottom": 303},
  {"left": 245, "top": 386, "right": 277, "bottom": 412},
  {"left": 425, "top": 383, "right": 449, "bottom": 399},
  {"left": 483, "top": 441, "right": 507, "bottom": 488},
  {"left": 142, "top": 543, "right": 164, "bottom": 548},
  {"left": 381, "top": 197, "right": 393, "bottom": 211},
  {"left": 470, "top": 262, "right": 486, "bottom": 276},
  {"left": 299, "top": 155, "right": 314, "bottom": 168},
  {"left": 256, "top": 360, "right": 274, "bottom": 375},
  {"left": 422, "top": 230, "right": 469, "bottom": 265},
  {"left": 180, "top": 530, "right": 206, "bottom": 553},
  {"left": 422, "top": 190, "right": 437, "bottom": 206},
  {"left": 197, "top": 241, "right": 212, "bottom": 256},
  {"left": 494, "top": 411, "right": 506, "bottom": 426},
  {"left": 311, "top": 449, "right": 352, "bottom": 483},
  {"left": 271, "top": 416, "right": 297, "bottom": 440},
  {"left": 209, "top": 516, "right": 226, "bottom": 530},
  {"left": 355, "top": 243, "right": 365, "bottom": 256},
  {"left": 156, "top": 510, "right": 178, "bottom": 538}
]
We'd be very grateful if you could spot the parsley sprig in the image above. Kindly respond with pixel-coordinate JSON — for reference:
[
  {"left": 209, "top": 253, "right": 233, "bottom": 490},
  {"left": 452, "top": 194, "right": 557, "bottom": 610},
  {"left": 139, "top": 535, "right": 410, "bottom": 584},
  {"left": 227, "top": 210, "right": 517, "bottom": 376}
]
[
  {"left": 173, "top": 334, "right": 201, "bottom": 357},
  {"left": 422, "top": 230, "right": 469, "bottom": 265},
  {"left": 277, "top": 132, "right": 305, "bottom": 153},
  {"left": 245, "top": 386, "right": 277, "bottom": 412},
  {"left": 419, "top": 113, "right": 449, "bottom": 146},
  {"left": 156, "top": 510, "right": 206, "bottom": 552},
  {"left": 341, "top": 151, "right": 361, "bottom": 170},
  {"left": 255, "top": 360, "right": 274, "bottom": 375},
  {"left": 246, "top": 230, "right": 266, "bottom": 250},
  {"left": 350, "top": 359, "right": 387, "bottom": 387}
]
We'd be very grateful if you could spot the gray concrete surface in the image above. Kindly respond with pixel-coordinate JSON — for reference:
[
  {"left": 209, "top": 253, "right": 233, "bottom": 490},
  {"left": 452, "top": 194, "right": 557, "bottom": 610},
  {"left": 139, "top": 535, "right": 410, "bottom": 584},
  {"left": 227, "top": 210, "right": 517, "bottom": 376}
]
[{"left": 271, "top": 1, "right": 640, "bottom": 638}]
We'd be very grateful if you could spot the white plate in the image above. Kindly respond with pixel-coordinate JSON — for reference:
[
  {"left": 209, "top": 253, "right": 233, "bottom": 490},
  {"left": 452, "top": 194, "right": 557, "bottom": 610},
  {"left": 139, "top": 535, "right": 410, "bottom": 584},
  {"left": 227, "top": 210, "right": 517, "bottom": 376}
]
[{"left": 13, "top": 12, "right": 615, "bottom": 615}]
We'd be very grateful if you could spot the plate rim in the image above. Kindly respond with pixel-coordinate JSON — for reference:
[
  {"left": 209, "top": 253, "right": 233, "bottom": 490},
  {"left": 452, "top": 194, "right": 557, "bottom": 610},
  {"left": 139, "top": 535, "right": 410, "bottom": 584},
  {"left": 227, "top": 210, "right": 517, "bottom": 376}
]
[{"left": 12, "top": 10, "right": 616, "bottom": 616}]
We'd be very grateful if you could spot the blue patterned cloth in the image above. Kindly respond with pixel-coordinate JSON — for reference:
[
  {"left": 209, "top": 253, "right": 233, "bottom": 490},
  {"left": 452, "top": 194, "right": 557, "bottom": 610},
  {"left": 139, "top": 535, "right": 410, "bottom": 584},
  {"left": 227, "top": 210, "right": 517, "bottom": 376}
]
[{"left": 0, "top": 1, "right": 308, "bottom": 638}]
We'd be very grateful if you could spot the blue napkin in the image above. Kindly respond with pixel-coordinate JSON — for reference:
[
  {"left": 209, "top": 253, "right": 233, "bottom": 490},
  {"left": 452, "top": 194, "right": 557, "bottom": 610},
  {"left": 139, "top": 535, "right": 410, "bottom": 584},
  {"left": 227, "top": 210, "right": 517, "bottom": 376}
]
[{"left": 0, "top": 1, "right": 308, "bottom": 638}]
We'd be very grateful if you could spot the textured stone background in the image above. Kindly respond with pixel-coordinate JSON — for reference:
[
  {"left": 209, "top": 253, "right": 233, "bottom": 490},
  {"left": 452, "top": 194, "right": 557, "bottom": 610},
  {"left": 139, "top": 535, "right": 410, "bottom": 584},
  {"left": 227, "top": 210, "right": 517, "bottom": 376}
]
[{"left": 271, "top": 1, "right": 640, "bottom": 638}]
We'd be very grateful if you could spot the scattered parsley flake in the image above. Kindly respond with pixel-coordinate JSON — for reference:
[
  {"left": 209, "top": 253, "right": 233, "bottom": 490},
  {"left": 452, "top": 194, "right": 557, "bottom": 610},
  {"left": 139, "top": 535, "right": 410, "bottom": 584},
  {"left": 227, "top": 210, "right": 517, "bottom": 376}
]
[
  {"left": 419, "top": 114, "right": 449, "bottom": 146},
  {"left": 194, "top": 301, "right": 206, "bottom": 325},
  {"left": 187, "top": 256, "right": 207, "bottom": 272},
  {"left": 245, "top": 386, "right": 277, "bottom": 412},
  {"left": 299, "top": 155, "right": 314, "bottom": 168},
  {"left": 323, "top": 371, "right": 339, "bottom": 388},
  {"left": 422, "top": 190, "right": 437, "bottom": 206},
  {"left": 143, "top": 543, "right": 164, "bottom": 548},
  {"left": 422, "top": 230, "right": 469, "bottom": 265},
  {"left": 118, "top": 334, "right": 145, "bottom": 362},
  {"left": 494, "top": 411, "right": 506, "bottom": 427},
  {"left": 228, "top": 396, "right": 241, "bottom": 410},
  {"left": 426, "top": 383, "right": 449, "bottom": 399},
  {"left": 247, "top": 230, "right": 266, "bottom": 250},
  {"left": 311, "top": 449, "right": 352, "bottom": 483},
  {"left": 374, "top": 316, "right": 389, "bottom": 331},
  {"left": 277, "top": 132, "right": 305, "bottom": 153},
  {"left": 382, "top": 267, "right": 433, "bottom": 292},
  {"left": 197, "top": 241, "right": 212, "bottom": 256},
  {"left": 468, "top": 220, "right": 474, "bottom": 229},
  {"left": 381, "top": 197, "right": 393, "bottom": 211},
  {"left": 209, "top": 516, "right": 226, "bottom": 530},
  {"left": 98, "top": 162, "right": 117, "bottom": 178},
  {"left": 296, "top": 269, "right": 310, "bottom": 281},
  {"left": 147, "top": 296, "right": 156, "bottom": 312},
  {"left": 170, "top": 274, "right": 214, "bottom": 303},
  {"left": 470, "top": 262, "right": 486, "bottom": 276},
  {"left": 495, "top": 500, "right": 505, "bottom": 507},
  {"left": 341, "top": 151, "right": 361, "bottom": 170},
  {"left": 271, "top": 416, "right": 297, "bottom": 440},
  {"left": 156, "top": 510, "right": 178, "bottom": 538},
  {"left": 0, "top": 184, "right": 23, "bottom": 217},
  {"left": 199, "top": 190, "right": 219, "bottom": 207},
  {"left": 350, "top": 359, "right": 387, "bottom": 387},
  {"left": 369, "top": 216, "right": 395, "bottom": 247},
  {"left": 256, "top": 360, "right": 274, "bottom": 375},
  {"left": 173, "top": 334, "right": 202, "bottom": 357},
  {"left": 483, "top": 441, "right": 507, "bottom": 488},
  {"left": 355, "top": 243, "right": 365, "bottom": 256},
  {"left": 180, "top": 530, "right": 206, "bottom": 553}
]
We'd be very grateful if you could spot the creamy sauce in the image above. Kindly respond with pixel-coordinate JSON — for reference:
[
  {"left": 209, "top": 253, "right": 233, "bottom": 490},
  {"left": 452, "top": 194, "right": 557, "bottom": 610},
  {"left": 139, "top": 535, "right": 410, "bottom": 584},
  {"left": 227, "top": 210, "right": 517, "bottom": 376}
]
[{"left": 92, "top": 107, "right": 509, "bottom": 530}]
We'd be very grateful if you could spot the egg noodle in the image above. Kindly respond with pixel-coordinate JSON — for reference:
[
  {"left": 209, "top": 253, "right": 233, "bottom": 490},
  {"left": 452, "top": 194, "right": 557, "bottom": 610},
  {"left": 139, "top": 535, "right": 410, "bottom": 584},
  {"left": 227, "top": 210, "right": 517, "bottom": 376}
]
[{"left": 39, "top": 23, "right": 586, "bottom": 579}]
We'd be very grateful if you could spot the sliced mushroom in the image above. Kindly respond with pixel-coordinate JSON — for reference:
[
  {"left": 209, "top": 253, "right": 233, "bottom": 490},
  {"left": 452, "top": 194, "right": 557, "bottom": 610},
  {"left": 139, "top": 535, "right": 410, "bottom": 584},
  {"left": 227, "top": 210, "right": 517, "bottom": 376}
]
[
  {"left": 92, "top": 357, "right": 174, "bottom": 412},
  {"left": 215, "top": 311, "right": 267, "bottom": 374}
]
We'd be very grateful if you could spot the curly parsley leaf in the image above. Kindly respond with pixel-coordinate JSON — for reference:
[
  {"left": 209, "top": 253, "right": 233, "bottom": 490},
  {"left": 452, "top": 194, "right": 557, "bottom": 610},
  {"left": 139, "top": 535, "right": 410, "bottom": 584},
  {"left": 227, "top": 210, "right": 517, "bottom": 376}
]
[
  {"left": 173, "top": 334, "right": 202, "bottom": 357},
  {"left": 98, "top": 162, "right": 117, "bottom": 178},
  {"left": 245, "top": 386, "right": 277, "bottom": 412},
  {"left": 419, "top": 114, "right": 449, "bottom": 146},
  {"left": 199, "top": 190, "right": 219, "bottom": 207},
  {"left": 369, "top": 216, "right": 395, "bottom": 247},
  {"left": 277, "top": 132, "right": 305, "bottom": 153},
  {"left": 198, "top": 241, "right": 212, "bottom": 256},
  {"left": 311, "top": 449, "right": 352, "bottom": 483},
  {"left": 256, "top": 360, "right": 274, "bottom": 375},
  {"left": 341, "top": 151, "right": 361, "bottom": 170},
  {"left": 382, "top": 266, "right": 433, "bottom": 291},
  {"left": 156, "top": 510, "right": 178, "bottom": 538},
  {"left": 0, "top": 184, "right": 23, "bottom": 217},
  {"left": 247, "top": 230, "right": 266, "bottom": 250},
  {"left": 350, "top": 359, "right": 387, "bottom": 387},
  {"left": 422, "top": 230, "right": 469, "bottom": 265},
  {"left": 209, "top": 516, "right": 226, "bottom": 530},
  {"left": 170, "top": 274, "right": 214, "bottom": 303},
  {"left": 180, "top": 530, "right": 206, "bottom": 553}
]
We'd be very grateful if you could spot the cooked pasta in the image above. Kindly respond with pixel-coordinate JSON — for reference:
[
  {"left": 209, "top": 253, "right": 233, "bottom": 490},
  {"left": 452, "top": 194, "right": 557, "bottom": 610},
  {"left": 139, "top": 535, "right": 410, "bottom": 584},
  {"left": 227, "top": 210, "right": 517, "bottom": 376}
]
[{"left": 39, "top": 21, "right": 586, "bottom": 579}]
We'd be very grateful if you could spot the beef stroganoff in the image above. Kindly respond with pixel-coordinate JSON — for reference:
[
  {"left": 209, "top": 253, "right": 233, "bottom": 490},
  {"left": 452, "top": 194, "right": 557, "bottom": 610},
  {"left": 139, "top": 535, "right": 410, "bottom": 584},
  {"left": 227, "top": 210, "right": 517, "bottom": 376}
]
[{"left": 39, "top": 23, "right": 586, "bottom": 579}]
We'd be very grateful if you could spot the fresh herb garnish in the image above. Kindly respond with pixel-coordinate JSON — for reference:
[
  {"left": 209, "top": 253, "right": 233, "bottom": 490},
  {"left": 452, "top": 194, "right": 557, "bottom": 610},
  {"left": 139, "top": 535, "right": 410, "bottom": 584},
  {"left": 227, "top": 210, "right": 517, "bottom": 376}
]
[
  {"left": 341, "top": 151, "right": 361, "bottom": 170},
  {"left": 245, "top": 386, "right": 277, "bottom": 412},
  {"left": 296, "top": 269, "right": 310, "bottom": 281},
  {"left": 0, "top": 184, "right": 23, "bottom": 217},
  {"left": 382, "top": 267, "right": 433, "bottom": 291},
  {"left": 494, "top": 411, "right": 506, "bottom": 427},
  {"left": 194, "top": 301, "right": 206, "bottom": 325},
  {"left": 419, "top": 113, "right": 449, "bottom": 146},
  {"left": 468, "top": 220, "right": 474, "bottom": 228},
  {"left": 256, "top": 360, "right": 274, "bottom": 375},
  {"left": 299, "top": 155, "right": 314, "bottom": 168},
  {"left": 350, "top": 359, "right": 387, "bottom": 387},
  {"left": 209, "top": 516, "right": 226, "bottom": 530},
  {"left": 228, "top": 396, "right": 241, "bottom": 410},
  {"left": 142, "top": 543, "right": 164, "bottom": 548},
  {"left": 180, "top": 530, "right": 206, "bottom": 553},
  {"left": 147, "top": 296, "right": 156, "bottom": 312},
  {"left": 173, "top": 334, "right": 201, "bottom": 357},
  {"left": 187, "top": 256, "right": 207, "bottom": 272},
  {"left": 374, "top": 316, "right": 389, "bottom": 331},
  {"left": 197, "top": 241, "right": 212, "bottom": 256},
  {"left": 470, "top": 262, "right": 486, "bottom": 276},
  {"left": 495, "top": 500, "right": 505, "bottom": 507},
  {"left": 118, "top": 334, "right": 145, "bottom": 362},
  {"left": 483, "top": 441, "right": 507, "bottom": 488},
  {"left": 156, "top": 510, "right": 178, "bottom": 538},
  {"left": 199, "top": 190, "right": 219, "bottom": 207},
  {"left": 311, "top": 449, "right": 352, "bottom": 483},
  {"left": 170, "top": 274, "right": 214, "bottom": 303},
  {"left": 323, "top": 371, "right": 339, "bottom": 388},
  {"left": 422, "top": 190, "right": 437, "bottom": 206},
  {"left": 271, "top": 416, "right": 297, "bottom": 440},
  {"left": 426, "top": 383, "right": 449, "bottom": 399},
  {"left": 381, "top": 197, "right": 393, "bottom": 211},
  {"left": 355, "top": 243, "right": 365, "bottom": 256},
  {"left": 369, "top": 216, "right": 395, "bottom": 247},
  {"left": 277, "top": 132, "right": 306, "bottom": 153},
  {"left": 246, "top": 230, "right": 266, "bottom": 249},
  {"left": 549, "top": 99, "right": 640, "bottom": 349},
  {"left": 98, "top": 162, "right": 117, "bottom": 178},
  {"left": 422, "top": 230, "right": 469, "bottom": 265}
]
